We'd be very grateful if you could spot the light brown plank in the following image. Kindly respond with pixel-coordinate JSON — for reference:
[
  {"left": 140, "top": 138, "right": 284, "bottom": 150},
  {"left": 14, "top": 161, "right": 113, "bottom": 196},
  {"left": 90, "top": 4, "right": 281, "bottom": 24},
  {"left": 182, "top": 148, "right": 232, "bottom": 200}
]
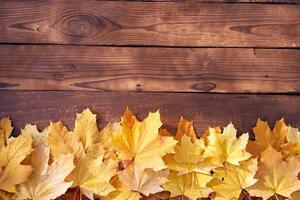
[
  {"left": 0, "top": 2, "right": 299, "bottom": 47},
  {"left": 1, "top": 91, "right": 299, "bottom": 137},
  {"left": 0, "top": 45, "right": 299, "bottom": 93}
]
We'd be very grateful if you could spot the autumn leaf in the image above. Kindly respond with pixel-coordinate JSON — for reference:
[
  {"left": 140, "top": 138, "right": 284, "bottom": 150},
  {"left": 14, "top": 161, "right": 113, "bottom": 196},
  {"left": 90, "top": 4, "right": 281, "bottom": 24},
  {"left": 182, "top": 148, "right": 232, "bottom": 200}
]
[
  {"left": 159, "top": 128, "right": 172, "bottom": 137},
  {"left": 174, "top": 117, "right": 197, "bottom": 141},
  {"left": 163, "top": 170, "right": 213, "bottom": 200},
  {"left": 46, "top": 121, "right": 74, "bottom": 159},
  {"left": 16, "top": 144, "right": 74, "bottom": 200},
  {"left": 104, "top": 187, "right": 140, "bottom": 200},
  {"left": 119, "top": 162, "right": 168, "bottom": 197},
  {"left": 207, "top": 158, "right": 258, "bottom": 200},
  {"left": 66, "top": 137, "right": 117, "bottom": 198},
  {"left": 203, "top": 123, "right": 251, "bottom": 166},
  {"left": 113, "top": 108, "right": 177, "bottom": 171},
  {"left": 248, "top": 146, "right": 300, "bottom": 199},
  {"left": 21, "top": 124, "right": 47, "bottom": 146},
  {"left": 47, "top": 109, "right": 104, "bottom": 159},
  {"left": 2, "top": 111, "right": 300, "bottom": 200},
  {"left": 164, "top": 135, "right": 210, "bottom": 174},
  {"left": 0, "top": 190, "right": 13, "bottom": 200},
  {"left": 70, "top": 152, "right": 118, "bottom": 199},
  {"left": 99, "top": 122, "right": 121, "bottom": 159},
  {"left": 103, "top": 176, "right": 141, "bottom": 200},
  {"left": 46, "top": 109, "right": 102, "bottom": 158},
  {"left": 106, "top": 190, "right": 140, "bottom": 200},
  {"left": 46, "top": 109, "right": 118, "bottom": 199},
  {"left": 247, "top": 119, "right": 288, "bottom": 156},
  {"left": 0, "top": 134, "right": 33, "bottom": 193},
  {"left": 50, "top": 138, "right": 117, "bottom": 198},
  {"left": 282, "top": 126, "right": 300, "bottom": 158},
  {"left": 164, "top": 117, "right": 211, "bottom": 175},
  {"left": 0, "top": 118, "right": 13, "bottom": 146},
  {"left": 72, "top": 108, "right": 100, "bottom": 152}
]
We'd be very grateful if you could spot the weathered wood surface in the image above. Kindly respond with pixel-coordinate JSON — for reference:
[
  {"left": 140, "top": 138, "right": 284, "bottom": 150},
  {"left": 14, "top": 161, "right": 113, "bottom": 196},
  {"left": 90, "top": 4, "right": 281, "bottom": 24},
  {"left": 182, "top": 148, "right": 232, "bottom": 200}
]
[
  {"left": 1, "top": 45, "right": 299, "bottom": 93},
  {"left": 0, "top": 0, "right": 299, "bottom": 199},
  {"left": 0, "top": 1, "right": 299, "bottom": 47},
  {"left": 129, "top": 0, "right": 300, "bottom": 3},
  {"left": 1, "top": 91, "right": 299, "bottom": 137}
]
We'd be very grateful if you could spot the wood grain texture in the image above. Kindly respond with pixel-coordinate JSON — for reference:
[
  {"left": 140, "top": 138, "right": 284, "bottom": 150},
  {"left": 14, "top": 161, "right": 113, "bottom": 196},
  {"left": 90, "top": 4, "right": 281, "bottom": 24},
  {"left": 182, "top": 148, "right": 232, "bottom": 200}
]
[
  {"left": 1, "top": 91, "right": 299, "bottom": 137},
  {"left": 0, "top": 45, "right": 299, "bottom": 93},
  {"left": 0, "top": 1, "right": 299, "bottom": 47},
  {"left": 207, "top": 0, "right": 300, "bottom": 2},
  {"left": 136, "top": 0, "right": 300, "bottom": 3}
]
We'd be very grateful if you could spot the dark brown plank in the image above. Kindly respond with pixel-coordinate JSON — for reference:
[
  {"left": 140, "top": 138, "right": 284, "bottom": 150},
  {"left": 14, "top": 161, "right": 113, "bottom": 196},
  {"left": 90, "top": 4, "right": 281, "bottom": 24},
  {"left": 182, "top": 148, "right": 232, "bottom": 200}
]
[
  {"left": 136, "top": 0, "right": 300, "bottom": 3},
  {"left": 213, "top": 0, "right": 300, "bottom": 2},
  {"left": 1, "top": 45, "right": 299, "bottom": 93},
  {"left": 0, "top": 2, "right": 299, "bottom": 47},
  {"left": 224, "top": 0, "right": 300, "bottom": 2},
  {"left": 1, "top": 91, "right": 299, "bottom": 137}
]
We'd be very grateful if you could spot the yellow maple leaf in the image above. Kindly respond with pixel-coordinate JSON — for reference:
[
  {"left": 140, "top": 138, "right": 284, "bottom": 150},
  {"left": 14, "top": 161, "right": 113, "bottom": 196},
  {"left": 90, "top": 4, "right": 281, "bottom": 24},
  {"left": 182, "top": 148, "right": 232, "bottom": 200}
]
[
  {"left": 165, "top": 117, "right": 218, "bottom": 175},
  {"left": 0, "top": 190, "right": 13, "bottom": 200},
  {"left": 104, "top": 189, "right": 140, "bottom": 200},
  {"left": 173, "top": 132, "right": 203, "bottom": 165},
  {"left": 163, "top": 170, "right": 213, "bottom": 200},
  {"left": 247, "top": 119, "right": 288, "bottom": 156},
  {"left": 70, "top": 152, "right": 118, "bottom": 198},
  {"left": 159, "top": 128, "right": 172, "bottom": 137},
  {"left": 103, "top": 177, "right": 140, "bottom": 200},
  {"left": 118, "top": 162, "right": 168, "bottom": 197},
  {"left": 173, "top": 117, "right": 203, "bottom": 160},
  {"left": 203, "top": 123, "right": 251, "bottom": 166},
  {"left": 113, "top": 108, "right": 177, "bottom": 171},
  {"left": 164, "top": 117, "right": 210, "bottom": 174},
  {"left": 282, "top": 126, "right": 300, "bottom": 158},
  {"left": 0, "top": 118, "right": 13, "bottom": 146},
  {"left": 16, "top": 144, "right": 74, "bottom": 200},
  {"left": 164, "top": 135, "right": 208, "bottom": 174},
  {"left": 72, "top": 108, "right": 100, "bottom": 152},
  {"left": 99, "top": 122, "right": 121, "bottom": 159},
  {"left": 272, "top": 119, "right": 288, "bottom": 149},
  {"left": 0, "top": 134, "right": 33, "bottom": 193},
  {"left": 50, "top": 137, "right": 117, "bottom": 198},
  {"left": 46, "top": 121, "right": 74, "bottom": 159},
  {"left": 46, "top": 110, "right": 118, "bottom": 198},
  {"left": 175, "top": 117, "right": 197, "bottom": 141},
  {"left": 208, "top": 158, "right": 258, "bottom": 200},
  {"left": 21, "top": 124, "right": 47, "bottom": 146},
  {"left": 248, "top": 146, "right": 300, "bottom": 199},
  {"left": 47, "top": 109, "right": 103, "bottom": 158}
]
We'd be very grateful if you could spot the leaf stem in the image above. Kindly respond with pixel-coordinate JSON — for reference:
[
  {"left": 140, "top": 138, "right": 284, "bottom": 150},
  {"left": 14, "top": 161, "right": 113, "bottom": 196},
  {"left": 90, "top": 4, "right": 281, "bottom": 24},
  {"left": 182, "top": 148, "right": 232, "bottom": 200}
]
[
  {"left": 79, "top": 189, "right": 82, "bottom": 200},
  {"left": 72, "top": 187, "right": 80, "bottom": 200},
  {"left": 242, "top": 190, "right": 251, "bottom": 200}
]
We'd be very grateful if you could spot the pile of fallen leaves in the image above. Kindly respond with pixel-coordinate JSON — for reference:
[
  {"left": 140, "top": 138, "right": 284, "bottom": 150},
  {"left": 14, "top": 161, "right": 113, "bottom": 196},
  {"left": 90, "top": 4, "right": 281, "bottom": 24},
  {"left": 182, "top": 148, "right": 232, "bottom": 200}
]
[{"left": 0, "top": 108, "right": 299, "bottom": 200}]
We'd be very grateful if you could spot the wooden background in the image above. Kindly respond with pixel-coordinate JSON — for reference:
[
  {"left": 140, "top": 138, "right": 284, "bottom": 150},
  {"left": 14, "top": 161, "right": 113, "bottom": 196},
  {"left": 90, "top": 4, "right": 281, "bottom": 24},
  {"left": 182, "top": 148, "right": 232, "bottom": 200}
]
[{"left": 0, "top": 0, "right": 300, "bottom": 140}]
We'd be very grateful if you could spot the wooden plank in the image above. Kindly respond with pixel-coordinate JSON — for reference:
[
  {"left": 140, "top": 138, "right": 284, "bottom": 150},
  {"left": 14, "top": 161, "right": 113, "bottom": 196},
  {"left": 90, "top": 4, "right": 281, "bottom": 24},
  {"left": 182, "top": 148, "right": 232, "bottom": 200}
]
[
  {"left": 0, "top": 45, "right": 299, "bottom": 93},
  {"left": 203, "top": 0, "right": 300, "bottom": 2},
  {"left": 226, "top": 0, "right": 300, "bottom": 2},
  {"left": 136, "top": 0, "right": 300, "bottom": 3},
  {"left": 1, "top": 91, "right": 299, "bottom": 137},
  {"left": 0, "top": 2, "right": 299, "bottom": 47}
]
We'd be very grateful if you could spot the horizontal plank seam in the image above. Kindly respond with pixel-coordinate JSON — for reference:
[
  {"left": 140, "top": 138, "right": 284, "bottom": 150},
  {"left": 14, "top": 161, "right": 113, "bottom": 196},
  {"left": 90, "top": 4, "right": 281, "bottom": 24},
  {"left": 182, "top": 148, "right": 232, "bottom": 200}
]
[
  {"left": 2, "top": 89, "right": 300, "bottom": 96},
  {"left": 93, "top": 0, "right": 300, "bottom": 4},
  {"left": 0, "top": 42, "right": 299, "bottom": 50}
]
